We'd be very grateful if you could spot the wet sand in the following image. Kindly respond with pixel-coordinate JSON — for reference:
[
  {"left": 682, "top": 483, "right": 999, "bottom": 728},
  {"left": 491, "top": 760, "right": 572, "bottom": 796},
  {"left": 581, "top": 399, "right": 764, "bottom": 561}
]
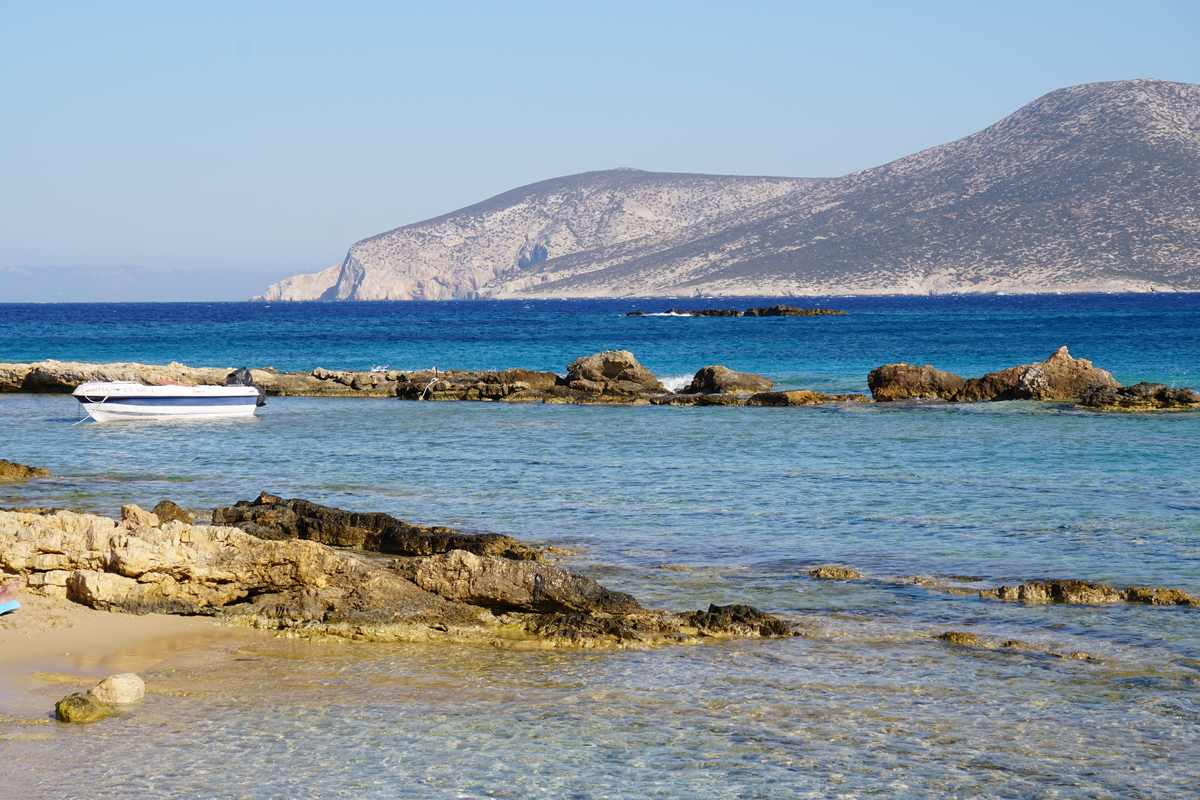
[{"left": 0, "top": 591, "right": 270, "bottom": 719}]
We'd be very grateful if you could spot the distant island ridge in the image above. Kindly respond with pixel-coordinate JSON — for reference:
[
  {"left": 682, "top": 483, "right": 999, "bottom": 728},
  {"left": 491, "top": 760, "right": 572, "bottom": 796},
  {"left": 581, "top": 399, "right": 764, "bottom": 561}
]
[{"left": 255, "top": 79, "right": 1200, "bottom": 302}]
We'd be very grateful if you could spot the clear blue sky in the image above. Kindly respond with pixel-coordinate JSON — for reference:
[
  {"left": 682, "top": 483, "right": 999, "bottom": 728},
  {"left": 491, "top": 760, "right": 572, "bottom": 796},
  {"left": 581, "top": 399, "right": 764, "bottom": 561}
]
[{"left": 2, "top": 0, "right": 1197, "bottom": 278}]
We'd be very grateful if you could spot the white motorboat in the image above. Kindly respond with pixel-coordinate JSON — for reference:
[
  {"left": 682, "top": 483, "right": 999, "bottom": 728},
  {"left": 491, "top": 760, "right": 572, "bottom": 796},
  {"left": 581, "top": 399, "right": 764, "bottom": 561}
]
[{"left": 72, "top": 381, "right": 264, "bottom": 422}]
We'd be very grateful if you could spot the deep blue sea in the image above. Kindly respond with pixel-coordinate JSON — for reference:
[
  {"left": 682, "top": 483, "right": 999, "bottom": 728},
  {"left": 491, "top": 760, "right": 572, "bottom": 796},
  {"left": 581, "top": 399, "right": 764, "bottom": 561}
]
[{"left": 2, "top": 295, "right": 1199, "bottom": 799}]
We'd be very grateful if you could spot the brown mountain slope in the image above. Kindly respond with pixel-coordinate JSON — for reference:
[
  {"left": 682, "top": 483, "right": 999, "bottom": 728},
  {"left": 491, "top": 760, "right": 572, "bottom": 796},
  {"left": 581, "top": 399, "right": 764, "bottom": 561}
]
[{"left": 257, "top": 79, "right": 1200, "bottom": 300}]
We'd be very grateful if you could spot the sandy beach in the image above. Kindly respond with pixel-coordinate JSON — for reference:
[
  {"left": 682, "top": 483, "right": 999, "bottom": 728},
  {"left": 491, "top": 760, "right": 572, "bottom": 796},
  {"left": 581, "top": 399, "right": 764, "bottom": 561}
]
[{"left": 0, "top": 589, "right": 269, "bottom": 720}]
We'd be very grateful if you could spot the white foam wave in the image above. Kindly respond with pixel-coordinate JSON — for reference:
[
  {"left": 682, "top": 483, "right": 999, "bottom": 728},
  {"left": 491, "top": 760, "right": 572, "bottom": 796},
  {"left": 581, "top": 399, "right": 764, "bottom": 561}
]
[{"left": 660, "top": 374, "right": 694, "bottom": 392}]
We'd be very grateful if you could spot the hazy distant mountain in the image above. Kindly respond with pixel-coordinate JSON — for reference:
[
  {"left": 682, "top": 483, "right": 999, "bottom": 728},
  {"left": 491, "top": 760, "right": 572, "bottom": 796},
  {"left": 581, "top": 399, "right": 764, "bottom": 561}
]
[
  {"left": 254, "top": 170, "right": 818, "bottom": 301},
  {"left": 2, "top": 265, "right": 294, "bottom": 303},
  {"left": 257, "top": 79, "right": 1200, "bottom": 300}
]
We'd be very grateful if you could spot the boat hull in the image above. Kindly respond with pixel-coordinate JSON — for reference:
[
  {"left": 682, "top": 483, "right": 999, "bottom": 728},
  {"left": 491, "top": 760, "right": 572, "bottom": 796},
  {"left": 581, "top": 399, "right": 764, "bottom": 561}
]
[{"left": 72, "top": 382, "right": 261, "bottom": 421}]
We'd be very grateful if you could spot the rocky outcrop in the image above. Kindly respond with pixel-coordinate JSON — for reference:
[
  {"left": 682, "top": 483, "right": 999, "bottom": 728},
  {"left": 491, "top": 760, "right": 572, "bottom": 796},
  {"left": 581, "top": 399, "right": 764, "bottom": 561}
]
[
  {"left": 1, "top": 508, "right": 792, "bottom": 648},
  {"left": 0, "top": 460, "right": 52, "bottom": 480},
  {"left": 0, "top": 360, "right": 553, "bottom": 401},
  {"left": 563, "top": 350, "right": 664, "bottom": 394},
  {"left": 0, "top": 360, "right": 267, "bottom": 394},
  {"left": 254, "top": 264, "right": 342, "bottom": 302},
  {"left": 391, "top": 549, "right": 641, "bottom": 614},
  {"left": 1078, "top": 382, "right": 1200, "bottom": 411},
  {"left": 213, "top": 493, "right": 543, "bottom": 561},
  {"left": 953, "top": 346, "right": 1119, "bottom": 402},
  {"left": 681, "top": 604, "right": 792, "bottom": 638},
  {"left": 980, "top": 579, "right": 1199, "bottom": 606},
  {"left": 684, "top": 366, "right": 772, "bottom": 395},
  {"left": 867, "top": 363, "right": 966, "bottom": 401},
  {"left": 868, "top": 347, "right": 1119, "bottom": 403}
]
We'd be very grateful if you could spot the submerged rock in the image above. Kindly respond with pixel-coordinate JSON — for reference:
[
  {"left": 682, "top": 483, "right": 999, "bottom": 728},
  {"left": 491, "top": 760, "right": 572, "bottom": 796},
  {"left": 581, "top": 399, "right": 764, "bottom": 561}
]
[
  {"left": 936, "top": 631, "right": 982, "bottom": 646},
  {"left": 808, "top": 566, "right": 863, "bottom": 580},
  {"left": 746, "top": 390, "right": 869, "bottom": 407},
  {"left": 682, "top": 604, "right": 793, "bottom": 638}
]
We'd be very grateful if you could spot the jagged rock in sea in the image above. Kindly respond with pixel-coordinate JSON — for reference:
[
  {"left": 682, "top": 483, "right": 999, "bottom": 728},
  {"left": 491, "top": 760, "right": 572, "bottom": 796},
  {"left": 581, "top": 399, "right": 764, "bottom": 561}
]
[
  {"left": 0, "top": 460, "right": 52, "bottom": 481},
  {"left": 257, "top": 79, "right": 1200, "bottom": 300},
  {"left": 1078, "top": 382, "right": 1200, "bottom": 411},
  {"left": 952, "top": 346, "right": 1119, "bottom": 402},
  {"left": 563, "top": 350, "right": 664, "bottom": 394},
  {"left": 683, "top": 365, "right": 773, "bottom": 395},
  {"left": 868, "top": 347, "right": 1118, "bottom": 402},
  {"left": 0, "top": 507, "right": 793, "bottom": 648},
  {"left": 867, "top": 363, "right": 967, "bottom": 401}
]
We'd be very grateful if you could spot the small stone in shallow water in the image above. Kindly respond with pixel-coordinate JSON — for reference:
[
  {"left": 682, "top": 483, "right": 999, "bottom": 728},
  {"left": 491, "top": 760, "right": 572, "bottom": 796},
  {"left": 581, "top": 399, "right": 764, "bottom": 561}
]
[
  {"left": 55, "top": 693, "right": 115, "bottom": 723},
  {"left": 89, "top": 673, "right": 145, "bottom": 705}
]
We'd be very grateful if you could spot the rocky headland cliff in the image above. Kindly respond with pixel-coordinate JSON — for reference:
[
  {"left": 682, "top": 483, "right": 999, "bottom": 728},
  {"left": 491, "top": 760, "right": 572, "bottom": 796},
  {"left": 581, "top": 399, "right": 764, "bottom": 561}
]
[{"left": 257, "top": 79, "right": 1200, "bottom": 301}]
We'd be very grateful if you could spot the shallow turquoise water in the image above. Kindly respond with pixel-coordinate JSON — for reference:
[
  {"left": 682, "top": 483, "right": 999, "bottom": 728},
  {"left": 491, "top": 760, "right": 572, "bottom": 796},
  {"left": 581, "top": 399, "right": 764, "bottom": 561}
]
[{"left": 2, "top": 296, "right": 1199, "bottom": 798}]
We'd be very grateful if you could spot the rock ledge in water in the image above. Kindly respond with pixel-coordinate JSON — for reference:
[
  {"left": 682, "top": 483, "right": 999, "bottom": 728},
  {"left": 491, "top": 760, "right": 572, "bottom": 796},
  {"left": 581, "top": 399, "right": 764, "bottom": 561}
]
[
  {"left": 0, "top": 507, "right": 791, "bottom": 649},
  {"left": 980, "top": 579, "right": 1199, "bottom": 606},
  {"left": 1078, "top": 382, "right": 1200, "bottom": 411}
]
